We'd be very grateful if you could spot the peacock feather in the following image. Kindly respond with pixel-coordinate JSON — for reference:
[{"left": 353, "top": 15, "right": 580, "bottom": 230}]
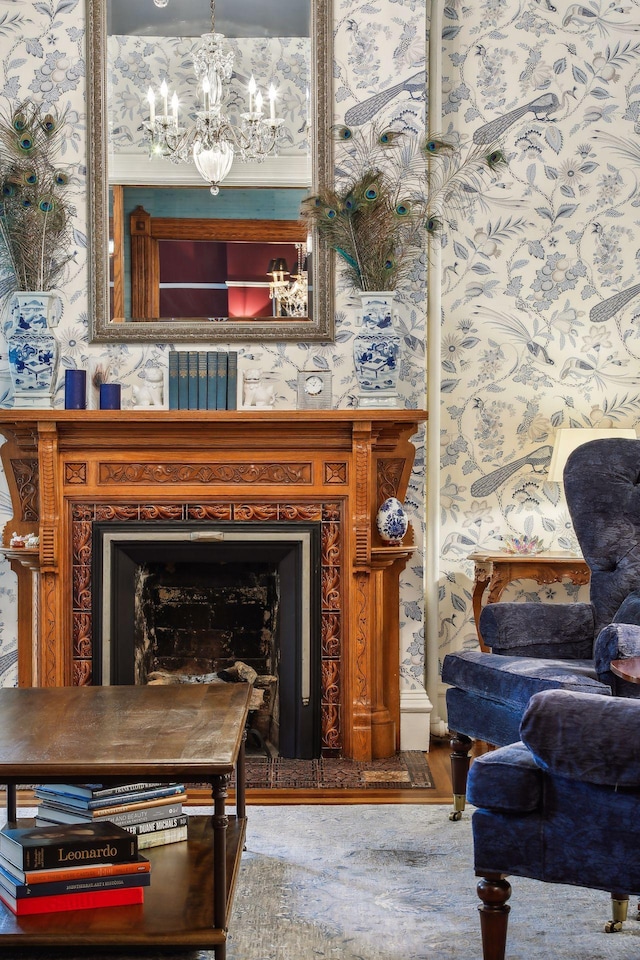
[
  {"left": 301, "top": 121, "right": 506, "bottom": 292},
  {"left": 0, "top": 100, "right": 75, "bottom": 293}
]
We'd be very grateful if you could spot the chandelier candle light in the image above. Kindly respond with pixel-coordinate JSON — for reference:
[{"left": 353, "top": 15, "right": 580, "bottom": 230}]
[{"left": 143, "top": 0, "right": 284, "bottom": 194}]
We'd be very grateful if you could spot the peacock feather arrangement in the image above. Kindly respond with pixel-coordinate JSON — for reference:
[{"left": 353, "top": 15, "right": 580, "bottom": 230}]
[
  {"left": 0, "top": 100, "right": 75, "bottom": 296},
  {"left": 301, "top": 124, "right": 506, "bottom": 293}
]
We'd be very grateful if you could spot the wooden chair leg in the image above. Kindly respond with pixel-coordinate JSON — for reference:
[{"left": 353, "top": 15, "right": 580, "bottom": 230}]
[
  {"left": 605, "top": 893, "right": 629, "bottom": 932},
  {"left": 449, "top": 732, "right": 472, "bottom": 820},
  {"left": 477, "top": 874, "right": 511, "bottom": 960}
]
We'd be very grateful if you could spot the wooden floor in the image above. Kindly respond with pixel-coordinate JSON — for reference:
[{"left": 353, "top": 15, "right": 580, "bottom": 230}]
[{"left": 14, "top": 737, "right": 471, "bottom": 808}]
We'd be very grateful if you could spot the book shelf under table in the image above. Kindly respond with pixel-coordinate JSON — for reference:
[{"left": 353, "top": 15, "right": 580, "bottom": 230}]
[{"left": 0, "top": 684, "right": 251, "bottom": 958}]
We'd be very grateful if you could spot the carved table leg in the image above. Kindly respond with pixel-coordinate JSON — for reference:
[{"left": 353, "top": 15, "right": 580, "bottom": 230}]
[
  {"left": 212, "top": 773, "right": 230, "bottom": 959},
  {"left": 449, "top": 732, "right": 473, "bottom": 821},
  {"left": 477, "top": 874, "right": 511, "bottom": 960}
]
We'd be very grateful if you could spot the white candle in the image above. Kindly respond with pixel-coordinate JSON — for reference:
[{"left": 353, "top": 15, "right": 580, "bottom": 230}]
[
  {"left": 268, "top": 84, "right": 276, "bottom": 121},
  {"left": 248, "top": 75, "right": 256, "bottom": 114},
  {"left": 255, "top": 90, "right": 263, "bottom": 116},
  {"left": 171, "top": 92, "right": 179, "bottom": 128},
  {"left": 160, "top": 79, "right": 168, "bottom": 117},
  {"left": 147, "top": 87, "right": 156, "bottom": 125}
]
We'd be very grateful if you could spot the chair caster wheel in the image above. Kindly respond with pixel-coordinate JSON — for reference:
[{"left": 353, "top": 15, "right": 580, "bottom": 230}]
[
  {"left": 605, "top": 921, "right": 622, "bottom": 933},
  {"left": 449, "top": 810, "right": 463, "bottom": 821}
]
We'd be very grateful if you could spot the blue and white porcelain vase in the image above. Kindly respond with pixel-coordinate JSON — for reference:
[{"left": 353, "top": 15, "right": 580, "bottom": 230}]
[
  {"left": 353, "top": 291, "right": 401, "bottom": 408},
  {"left": 5, "top": 292, "right": 61, "bottom": 409},
  {"left": 376, "top": 496, "right": 409, "bottom": 545}
]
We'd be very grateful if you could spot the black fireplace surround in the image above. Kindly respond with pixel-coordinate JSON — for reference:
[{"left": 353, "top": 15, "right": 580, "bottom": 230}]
[{"left": 92, "top": 521, "right": 322, "bottom": 759}]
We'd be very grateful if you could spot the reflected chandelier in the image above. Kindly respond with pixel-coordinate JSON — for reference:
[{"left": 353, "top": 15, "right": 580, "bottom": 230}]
[
  {"left": 143, "top": 0, "right": 284, "bottom": 194},
  {"left": 268, "top": 243, "right": 308, "bottom": 317}
]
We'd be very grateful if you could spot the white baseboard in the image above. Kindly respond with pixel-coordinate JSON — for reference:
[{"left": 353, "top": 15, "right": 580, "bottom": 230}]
[{"left": 400, "top": 687, "right": 432, "bottom": 752}]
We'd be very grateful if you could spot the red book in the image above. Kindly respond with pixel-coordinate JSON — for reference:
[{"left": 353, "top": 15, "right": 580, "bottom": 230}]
[{"left": 0, "top": 884, "right": 144, "bottom": 916}]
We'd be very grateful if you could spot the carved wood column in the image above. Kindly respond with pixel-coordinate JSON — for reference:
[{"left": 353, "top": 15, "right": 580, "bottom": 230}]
[{"left": 130, "top": 205, "right": 160, "bottom": 318}]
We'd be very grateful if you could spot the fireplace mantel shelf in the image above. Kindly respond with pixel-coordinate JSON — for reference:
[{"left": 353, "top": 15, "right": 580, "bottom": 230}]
[{"left": 0, "top": 407, "right": 427, "bottom": 761}]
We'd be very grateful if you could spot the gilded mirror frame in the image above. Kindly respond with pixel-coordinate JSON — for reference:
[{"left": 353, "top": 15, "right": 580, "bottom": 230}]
[{"left": 87, "top": 0, "right": 334, "bottom": 343}]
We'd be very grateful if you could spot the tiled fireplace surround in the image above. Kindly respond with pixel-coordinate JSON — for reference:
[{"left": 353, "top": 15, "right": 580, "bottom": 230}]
[{"left": 0, "top": 410, "right": 426, "bottom": 760}]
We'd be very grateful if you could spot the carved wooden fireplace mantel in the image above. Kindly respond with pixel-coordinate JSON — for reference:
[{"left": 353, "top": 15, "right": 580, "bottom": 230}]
[{"left": 0, "top": 409, "right": 426, "bottom": 760}]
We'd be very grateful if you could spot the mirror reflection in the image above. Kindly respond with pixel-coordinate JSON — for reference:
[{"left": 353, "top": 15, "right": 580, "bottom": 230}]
[{"left": 89, "top": 0, "right": 333, "bottom": 342}]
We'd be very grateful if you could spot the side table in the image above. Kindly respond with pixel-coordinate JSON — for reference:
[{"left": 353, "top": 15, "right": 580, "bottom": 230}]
[
  {"left": 469, "top": 550, "right": 590, "bottom": 651},
  {"left": 610, "top": 658, "right": 640, "bottom": 684}
]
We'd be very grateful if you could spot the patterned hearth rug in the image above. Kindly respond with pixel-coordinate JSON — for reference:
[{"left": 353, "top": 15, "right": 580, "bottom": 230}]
[
  {"left": 7, "top": 804, "right": 640, "bottom": 960},
  {"left": 244, "top": 749, "right": 433, "bottom": 790}
]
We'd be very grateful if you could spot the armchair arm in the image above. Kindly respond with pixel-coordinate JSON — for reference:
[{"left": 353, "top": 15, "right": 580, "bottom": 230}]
[
  {"left": 594, "top": 622, "right": 640, "bottom": 695},
  {"left": 479, "top": 602, "right": 595, "bottom": 658},
  {"left": 520, "top": 688, "right": 640, "bottom": 786}
]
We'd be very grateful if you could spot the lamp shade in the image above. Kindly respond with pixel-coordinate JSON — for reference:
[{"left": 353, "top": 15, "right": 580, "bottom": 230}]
[
  {"left": 270, "top": 258, "right": 289, "bottom": 276},
  {"left": 547, "top": 428, "right": 637, "bottom": 482}
]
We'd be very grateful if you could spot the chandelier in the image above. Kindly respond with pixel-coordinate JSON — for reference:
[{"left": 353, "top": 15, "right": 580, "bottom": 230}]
[
  {"left": 143, "top": 0, "right": 284, "bottom": 195},
  {"left": 268, "top": 244, "right": 309, "bottom": 317}
]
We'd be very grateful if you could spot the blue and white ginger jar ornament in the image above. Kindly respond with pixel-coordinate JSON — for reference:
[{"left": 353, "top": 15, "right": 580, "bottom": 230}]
[
  {"left": 353, "top": 291, "right": 401, "bottom": 408},
  {"left": 376, "top": 497, "right": 409, "bottom": 545}
]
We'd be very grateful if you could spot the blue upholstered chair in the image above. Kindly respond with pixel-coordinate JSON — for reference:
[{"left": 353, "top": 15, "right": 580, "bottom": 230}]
[
  {"left": 442, "top": 437, "right": 640, "bottom": 819},
  {"left": 468, "top": 689, "right": 640, "bottom": 960}
]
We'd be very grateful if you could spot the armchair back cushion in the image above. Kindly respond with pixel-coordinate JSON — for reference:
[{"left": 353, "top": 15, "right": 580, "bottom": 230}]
[{"left": 564, "top": 437, "right": 640, "bottom": 635}]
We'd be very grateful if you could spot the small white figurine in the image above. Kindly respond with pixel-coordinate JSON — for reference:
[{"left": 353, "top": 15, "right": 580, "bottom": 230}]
[
  {"left": 243, "top": 368, "right": 276, "bottom": 409},
  {"left": 132, "top": 365, "right": 165, "bottom": 408}
]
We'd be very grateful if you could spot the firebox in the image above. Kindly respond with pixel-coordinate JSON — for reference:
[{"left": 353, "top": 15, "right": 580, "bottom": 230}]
[{"left": 92, "top": 521, "right": 322, "bottom": 759}]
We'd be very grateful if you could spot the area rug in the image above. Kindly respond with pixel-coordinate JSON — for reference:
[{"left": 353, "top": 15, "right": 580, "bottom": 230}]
[
  {"left": 243, "top": 749, "right": 433, "bottom": 790},
  {"left": 6, "top": 805, "right": 640, "bottom": 960}
]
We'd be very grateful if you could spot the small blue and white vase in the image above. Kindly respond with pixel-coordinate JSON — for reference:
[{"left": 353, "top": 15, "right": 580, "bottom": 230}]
[
  {"left": 5, "top": 292, "right": 61, "bottom": 409},
  {"left": 353, "top": 291, "right": 401, "bottom": 408},
  {"left": 376, "top": 496, "right": 409, "bottom": 545}
]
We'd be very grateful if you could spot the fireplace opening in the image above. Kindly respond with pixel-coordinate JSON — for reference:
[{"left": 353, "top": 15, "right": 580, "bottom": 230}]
[{"left": 92, "top": 522, "right": 322, "bottom": 759}]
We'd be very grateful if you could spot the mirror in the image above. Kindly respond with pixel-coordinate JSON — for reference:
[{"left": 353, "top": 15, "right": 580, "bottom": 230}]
[{"left": 87, "top": 0, "right": 333, "bottom": 342}]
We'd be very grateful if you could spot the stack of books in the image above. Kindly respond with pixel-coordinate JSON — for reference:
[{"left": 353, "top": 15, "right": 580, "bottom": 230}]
[
  {"left": 0, "top": 820, "right": 149, "bottom": 915},
  {"left": 34, "top": 782, "right": 188, "bottom": 851},
  {"left": 168, "top": 350, "right": 238, "bottom": 410}
]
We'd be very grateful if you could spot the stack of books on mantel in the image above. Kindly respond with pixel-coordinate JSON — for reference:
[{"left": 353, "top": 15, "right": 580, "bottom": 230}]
[
  {"left": 0, "top": 820, "right": 149, "bottom": 915},
  {"left": 34, "top": 781, "right": 188, "bottom": 851}
]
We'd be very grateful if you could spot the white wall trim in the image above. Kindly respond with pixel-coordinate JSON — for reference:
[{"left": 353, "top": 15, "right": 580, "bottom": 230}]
[
  {"left": 400, "top": 687, "right": 433, "bottom": 751},
  {"left": 109, "top": 152, "right": 311, "bottom": 187}
]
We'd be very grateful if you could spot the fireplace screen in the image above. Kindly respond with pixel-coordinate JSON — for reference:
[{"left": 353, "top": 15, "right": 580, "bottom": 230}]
[{"left": 92, "top": 522, "right": 321, "bottom": 758}]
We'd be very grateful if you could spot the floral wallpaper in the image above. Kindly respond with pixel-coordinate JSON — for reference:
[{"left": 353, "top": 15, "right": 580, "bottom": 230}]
[
  {"left": 3, "top": 0, "right": 634, "bottom": 734},
  {"left": 436, "top": 0, "right": 640, "bottom": 713},
  {"left": 0, "top": 0, "right": 428, "bottom": 704}
]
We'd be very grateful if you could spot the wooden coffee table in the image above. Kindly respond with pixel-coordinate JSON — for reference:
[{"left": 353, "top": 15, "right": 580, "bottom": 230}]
[{"left": 0, "top": 683, "right": 251, "bottom": 958}]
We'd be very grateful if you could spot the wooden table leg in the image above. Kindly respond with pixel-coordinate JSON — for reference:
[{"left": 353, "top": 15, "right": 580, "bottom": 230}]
[
  {"left": 212, "top": 773, "right": 230, "bottom": 960},
  {"left": 6, "top": 783, "right": 17, "bottom": 825},
  {"left": 236, "top": 730, "right": 246, "bottom": 822}
]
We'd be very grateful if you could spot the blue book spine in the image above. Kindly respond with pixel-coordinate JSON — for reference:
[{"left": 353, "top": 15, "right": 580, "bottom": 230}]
[
  {"left": 187, "top": 352, "right": 199, "bottom": 411},
  {"left": 177, "top": 353, "right": 189, "bottom": 410},
  {"left": 168, "top": 353, "right": 179, "bottom": 410},
  {"left": 197, "top": 352, "right": 208, "bottom": 410},
  {"left": 206, "top": 353, "right": 218, "bottom": 410},
  {"left": 216, "top": 352, "right": 228, "bottom": 410},
  {"left": 227, "top": 352, "right": 238, "bottom": 410}
]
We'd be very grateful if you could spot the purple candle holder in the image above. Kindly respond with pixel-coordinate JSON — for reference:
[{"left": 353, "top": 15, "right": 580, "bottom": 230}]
[
  {"left": 64, "top": 370, "right": 86, "bottom": 409},
  {"left": 99, "top": 383, "right": 121, "bottom": 410}
]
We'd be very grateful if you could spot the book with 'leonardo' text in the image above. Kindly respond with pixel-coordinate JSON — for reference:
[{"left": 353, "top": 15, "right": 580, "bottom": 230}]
[{"left": 0, "top": 821, "right": 138, "bottom": 871}]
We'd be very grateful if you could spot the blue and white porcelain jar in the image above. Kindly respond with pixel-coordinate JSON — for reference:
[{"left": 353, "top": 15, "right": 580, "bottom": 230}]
[
  {"left": 5, "top": 292, "right": 61, "bottom": 409},
  {"left": 353, "top": 291, "right": 401, "bottom": 408},
  {"left": 376, "top": 497, "right": 409, "bottom": 545}
]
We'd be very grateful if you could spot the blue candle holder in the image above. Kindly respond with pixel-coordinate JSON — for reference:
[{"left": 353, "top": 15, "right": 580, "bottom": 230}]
[
  {"left": 64, "top": 370, "right": 86, "bottom": 410},
  {"left": 99, "top": 383, "right": 121, "bottom": 410}
]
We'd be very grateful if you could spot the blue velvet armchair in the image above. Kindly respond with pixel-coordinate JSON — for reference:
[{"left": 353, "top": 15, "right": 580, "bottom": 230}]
[
  {"left": 442, "top": 437, "right": 640, "bottom": 819},
  {"left": 468, "top": 689, "right": 640, "bottom": 960}
]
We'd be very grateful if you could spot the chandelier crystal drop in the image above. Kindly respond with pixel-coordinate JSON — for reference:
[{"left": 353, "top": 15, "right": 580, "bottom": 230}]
[{"left": 143, "top": 0, "right": 284, "bottom": 195}]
